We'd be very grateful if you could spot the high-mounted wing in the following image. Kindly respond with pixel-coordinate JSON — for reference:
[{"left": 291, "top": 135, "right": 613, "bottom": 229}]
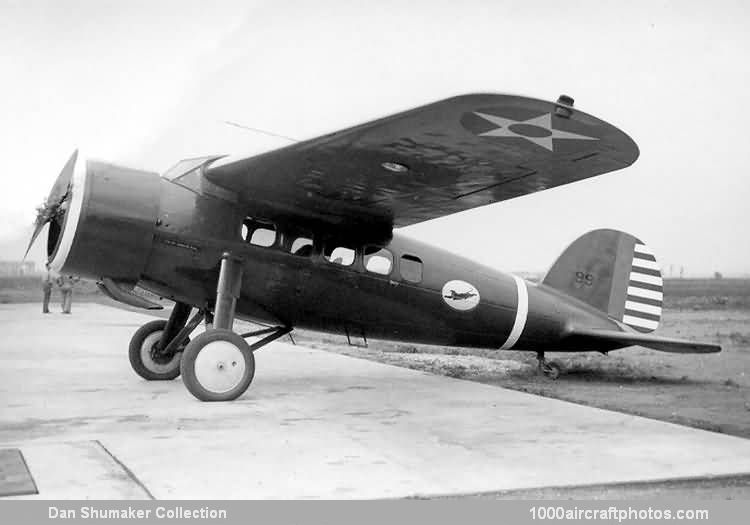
[{"left": 205, "top": 94, "right": 639, "bottom": 243}]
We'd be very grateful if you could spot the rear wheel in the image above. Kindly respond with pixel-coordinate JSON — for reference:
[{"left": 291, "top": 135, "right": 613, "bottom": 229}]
[
  {"left": 128, "top": 320, "right": 186, "bottom": 380},
  {"left": 180, "top": 329, "right": 255, "bottom": 401},
  {"left": 542, "top": 362, "right": 562, "bottom": 380}
]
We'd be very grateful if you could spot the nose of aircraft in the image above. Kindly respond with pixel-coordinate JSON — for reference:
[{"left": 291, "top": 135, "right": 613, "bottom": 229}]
[{"left": 27, "top": 150, "right": 161, "bottom": 282}]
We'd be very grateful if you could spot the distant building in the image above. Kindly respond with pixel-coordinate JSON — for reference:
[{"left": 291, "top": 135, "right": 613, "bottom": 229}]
[{"left": 0, "top": 260, "right": 37, "bottom": 276}]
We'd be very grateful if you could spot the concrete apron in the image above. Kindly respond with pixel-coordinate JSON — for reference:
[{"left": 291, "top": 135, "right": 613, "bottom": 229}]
[{"left": 2, "top": 303, "right": 750, "bottom": 499}]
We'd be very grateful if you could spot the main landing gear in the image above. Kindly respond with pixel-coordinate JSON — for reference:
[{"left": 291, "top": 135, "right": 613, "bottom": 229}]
[
  {"left": 128, "top": 253, "right": 291, "bottom": 401},
  {"left": 536, "top": 352, "right": 562, "bottom": 380}
]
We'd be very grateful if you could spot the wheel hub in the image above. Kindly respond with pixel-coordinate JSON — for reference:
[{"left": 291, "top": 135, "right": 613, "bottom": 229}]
[
  {"left": 150, "top": 345, "right": 176, "bottom": 365},
  {"left": 194, "top": 341, "right": 246, "bottom": 394},
  {"left": 141, "top": 331, "right": 180, "bottom": 372}
]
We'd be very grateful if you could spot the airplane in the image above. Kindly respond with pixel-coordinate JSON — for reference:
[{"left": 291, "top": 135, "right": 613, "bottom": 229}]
[
  {"left": 27, "top": 93, "right": 720, "bottom": 402},
  {"left": 444, "top": 290, "right": 478, "bottom": 301}
]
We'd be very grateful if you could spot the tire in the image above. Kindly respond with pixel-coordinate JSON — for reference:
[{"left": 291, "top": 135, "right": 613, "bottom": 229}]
[
  {"left": 128, "top": 320, "right": 186, "bottom": 381},
  {"left": 180, "top": 329, "right": 255, "bottom": 402}
]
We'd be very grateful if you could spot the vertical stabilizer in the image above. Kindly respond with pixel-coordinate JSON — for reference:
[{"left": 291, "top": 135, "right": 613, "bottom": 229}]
[{"left": 542, "top": 229, "right": 662, "bottom": 333}]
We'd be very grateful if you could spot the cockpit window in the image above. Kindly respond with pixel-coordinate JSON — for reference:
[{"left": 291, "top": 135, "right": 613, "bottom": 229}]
[
  {"left": 162, "top": 156, "right": 219, "bottom": 180},
  {"left": 242, "top": 217, "right": 276, "bottom": 247},
  {"left": 400, "top": 254, "right": 423, "bottom": 283},
  {"left": 323, "top": 244, "right": 355, "bottom": 266},
  {"left": 364, "top": 246, "right": 393, "bottom": 276}
]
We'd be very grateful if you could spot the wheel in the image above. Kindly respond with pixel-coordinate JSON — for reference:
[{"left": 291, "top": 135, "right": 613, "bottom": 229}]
[
  {"left": 543, "top": 361, "right": 562, "bottom": 380},
  {"left": 128, "top": 320, "right": 187, "bottom": 381},
  {"left": 180, "top": 329, "right": 255, "bottom": 402}
]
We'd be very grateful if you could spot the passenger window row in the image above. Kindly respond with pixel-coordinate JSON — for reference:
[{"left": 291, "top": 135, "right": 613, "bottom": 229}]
[
  {"left": 241, "top": 217, "right": 423, "bottom": 283},
  {"left": 322, "top": 243, "right": 422, "bottom": 283}
]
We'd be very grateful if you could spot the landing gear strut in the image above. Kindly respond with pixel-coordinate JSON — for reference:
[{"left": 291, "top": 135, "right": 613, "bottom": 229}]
[
  {"left": 178, "top": 253, "right": 291, "bottom": 402},
  {"left": 128, "top": 253, "right": 290, "bottom": 400},
  {"left": 536, "top": 352, "right": 562, "bottom": 380}
]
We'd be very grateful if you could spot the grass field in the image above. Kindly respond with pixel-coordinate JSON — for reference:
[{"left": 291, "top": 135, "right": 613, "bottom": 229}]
[
  {"left": 663, "top": 278, "right": 750, "bottom": 310},
  {"left": 2, "top": 275, "right": 750, "bottom": 438}
]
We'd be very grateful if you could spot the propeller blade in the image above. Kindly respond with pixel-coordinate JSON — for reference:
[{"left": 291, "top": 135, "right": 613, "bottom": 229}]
[
  {"left": 48, "top": 150, "right": 78, "bottom": 207},
  {"left": 24, "top": 150, "right": 79, "bottom": 261},
  {"left": 24, "top": 221, "right": 46, "bottom": 260}
]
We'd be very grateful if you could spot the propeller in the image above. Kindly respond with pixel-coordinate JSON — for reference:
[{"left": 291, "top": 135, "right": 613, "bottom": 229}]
[{"left": 24, "top": 150, "right": 79, "bottom": 260}]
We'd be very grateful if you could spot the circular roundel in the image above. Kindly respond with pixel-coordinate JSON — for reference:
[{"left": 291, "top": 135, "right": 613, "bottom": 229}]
[{"left": 441, "top": 280, "right": 480, "bottom": 311}]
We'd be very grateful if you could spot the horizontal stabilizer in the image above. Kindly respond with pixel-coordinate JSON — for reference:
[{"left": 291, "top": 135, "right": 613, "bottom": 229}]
[{"left": 568, "top": 327, "right": 721, "bottom": 354}]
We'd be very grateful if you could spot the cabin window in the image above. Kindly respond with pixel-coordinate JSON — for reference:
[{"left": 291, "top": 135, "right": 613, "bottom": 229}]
[
  {"left": 364, "top": 246, "right": 393, "bottom": 276},
  {"left": 242, "top": 218, "right": 277, "bottom": 247},
  {"left": 400, "top": 254, "right": 423, "bottom": 283},
  {"left": 323, "top": 244, "right": 355, "bottom": 266},
  {"left": 251, "top": 228, "right": 276, "bottom": 247},
  {"left": 290, "top": 236, "right": 314, "bottom": 257}
]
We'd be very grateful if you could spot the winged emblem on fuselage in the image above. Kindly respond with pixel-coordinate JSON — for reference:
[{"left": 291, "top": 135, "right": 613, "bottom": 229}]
[{"left": 444, "top": 290, "right": 477, "bottom": 301}]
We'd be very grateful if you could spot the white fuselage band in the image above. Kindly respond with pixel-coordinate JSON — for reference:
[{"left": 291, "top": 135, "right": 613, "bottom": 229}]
[
  {"left": 49, "top": 153, "right": 87, "bottom": 273},
  {"left": 500, "top": 275, "right": 528, "bottom": 350}
]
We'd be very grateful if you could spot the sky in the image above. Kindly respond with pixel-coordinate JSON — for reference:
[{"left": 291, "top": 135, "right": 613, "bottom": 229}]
[{"left": 1, "top": 0, "right": 749, "bottom": 276}]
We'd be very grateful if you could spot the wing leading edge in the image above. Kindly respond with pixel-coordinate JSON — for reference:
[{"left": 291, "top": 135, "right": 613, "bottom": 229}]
[{"left": 205, "top": 94, "right": 639, "bottom": 243}]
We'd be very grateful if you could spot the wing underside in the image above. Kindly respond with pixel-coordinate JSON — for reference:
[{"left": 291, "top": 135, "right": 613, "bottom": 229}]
[{"left": 205, "top": 94, "right": 639, "bottom": 242}]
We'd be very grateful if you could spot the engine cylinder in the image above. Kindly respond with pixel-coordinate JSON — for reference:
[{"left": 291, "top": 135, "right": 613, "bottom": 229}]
[{"left": 48, "top": 155, "right": 160, "bottom": 282}]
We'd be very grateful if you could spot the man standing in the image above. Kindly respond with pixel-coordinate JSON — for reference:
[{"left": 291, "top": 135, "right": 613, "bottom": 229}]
[
  {"left": 42, "top": 266, "right": 54, "bottom": 313},
  {"left": 57, "top": 274, "right": 79, "bottom": 314}
]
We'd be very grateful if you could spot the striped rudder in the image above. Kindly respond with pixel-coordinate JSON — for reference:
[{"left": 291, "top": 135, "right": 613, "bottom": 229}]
[
  {"left": 624, "top": 242, "right": 662, "bottom": 333},
  {"left": 542, "top": 229, "right": 662, "bottom": 333}
]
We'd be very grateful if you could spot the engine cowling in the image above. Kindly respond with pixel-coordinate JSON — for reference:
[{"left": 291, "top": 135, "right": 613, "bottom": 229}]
[{"left": 46, "top": 152, "right": 160, "bottom": 283}]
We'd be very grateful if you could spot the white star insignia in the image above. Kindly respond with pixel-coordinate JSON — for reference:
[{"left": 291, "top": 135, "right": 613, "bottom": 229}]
[{"left": 473, "top": 112, "right": 598, "bottom": 151}]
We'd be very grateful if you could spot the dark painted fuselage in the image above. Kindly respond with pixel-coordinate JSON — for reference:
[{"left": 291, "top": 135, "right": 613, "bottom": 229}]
[{"left": 136, "top": 176, "right": 620, "bottom": 352}]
